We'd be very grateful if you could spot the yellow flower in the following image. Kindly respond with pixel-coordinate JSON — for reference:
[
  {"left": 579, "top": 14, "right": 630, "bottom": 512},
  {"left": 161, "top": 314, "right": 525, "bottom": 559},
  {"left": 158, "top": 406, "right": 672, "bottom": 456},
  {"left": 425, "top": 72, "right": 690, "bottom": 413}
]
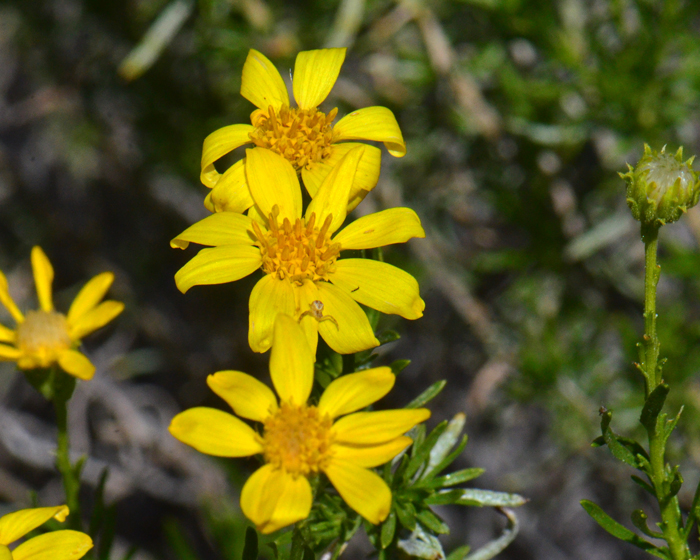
[
  {"left": 201, "top": 48, "right": 406, "bottom": 214},
  {"left": 172, "top": 146, "right": 425, "bottom": 354},
  {"left": 0, "top": 505, "right": 93, "bottom": 560},
  {"left": 169, "top": 314, "right": 430, "bottom": 534},
  {"left": 0, "top": 247, "right": 124, "bottom": 380}
]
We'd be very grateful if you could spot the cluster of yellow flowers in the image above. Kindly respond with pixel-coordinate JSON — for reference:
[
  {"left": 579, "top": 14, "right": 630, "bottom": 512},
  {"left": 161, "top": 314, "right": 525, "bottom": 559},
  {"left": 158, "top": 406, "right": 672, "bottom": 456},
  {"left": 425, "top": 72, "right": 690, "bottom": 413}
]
[{"left": 168, "top": 48, "right": 431, "bottom": 533}]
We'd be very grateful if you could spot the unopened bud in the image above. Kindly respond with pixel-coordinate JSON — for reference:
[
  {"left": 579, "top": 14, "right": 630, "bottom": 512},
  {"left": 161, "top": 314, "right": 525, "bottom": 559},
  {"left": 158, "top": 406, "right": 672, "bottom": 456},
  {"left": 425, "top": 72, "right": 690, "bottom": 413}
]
[{"left": 620, "top": 144, "right": 700, "bottom": 227}]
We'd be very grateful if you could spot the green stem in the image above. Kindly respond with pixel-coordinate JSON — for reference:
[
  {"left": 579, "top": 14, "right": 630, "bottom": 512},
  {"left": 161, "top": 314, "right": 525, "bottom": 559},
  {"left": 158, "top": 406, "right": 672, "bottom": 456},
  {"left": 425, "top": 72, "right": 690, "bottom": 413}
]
[
  {"left": 641, "top": 223, "right": 688, "bottom": 560},
  {"left": 54, "top": 395, "right": 82, "bottom": 530},
  {"left": 642, "top": 223, "right": 661, "bottom": 396}
]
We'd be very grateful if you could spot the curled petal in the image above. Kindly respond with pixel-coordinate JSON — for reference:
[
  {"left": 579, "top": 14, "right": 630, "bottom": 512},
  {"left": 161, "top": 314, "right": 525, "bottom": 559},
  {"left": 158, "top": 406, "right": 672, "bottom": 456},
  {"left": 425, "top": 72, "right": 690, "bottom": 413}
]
[
  {"left": 170, "top": 212, "right": 255, "bottom": 250},
  {"left": 207, "top": 370, "right": 278, "bottom": 422},
  {"left": 200, "top": 124, "right": 255, "bottom": 188},
  {"left": 333, "top": 208, "right": 425, "bottom": 250},
  {"left": 208, "top": 159, "right": 255, "bottom": 213},
  {"left": 332, "top": 408, "right": 431, "bottom": 445},
  {"left": 248, "top": 275, "right": 296, "bottom": 353},
  {"left": 0, "top": 505, "right": 69, "bottom": 545},
  {"left": 169, "top": 407, "right": 263, "bottom": 457},
  {"left": 270, "top": 314, "right": 314, "bottom": 405},
  {"left": 12, "top": 530, "right": 93, "bottom": 560},
  {"left": 334, "top": 106, "right": 406, "bottom": 157},
  {"left": 240, "top": 464, "right": 312, "bottom": 534},
  {"left": 323, "top": 459, "right": 392, "bottom": 524},
  {"left": 331, "top": 259, "right": 424, "bottom": 320},
  {"left": 318, "top": 367, "right": 394, "bottom": 418},
  {"left": 293, "top": 48, "right": 346, "bottom": 110},
  {"left": 240, "top": 49, "right": 289, "bottom": 111},
  {"left": 174, "top": 245, "right": 261, "bottom": 294}
]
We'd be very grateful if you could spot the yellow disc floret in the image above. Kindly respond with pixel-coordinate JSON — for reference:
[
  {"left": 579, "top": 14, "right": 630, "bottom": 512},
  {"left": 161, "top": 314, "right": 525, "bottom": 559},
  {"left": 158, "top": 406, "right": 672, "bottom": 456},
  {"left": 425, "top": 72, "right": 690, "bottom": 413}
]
[
  {"left": 249, "top": 105, "right": 337, "bottom": 172},
  {"left": 262, "top": 402, "right": 334, "bottom": 477},
  {"left": 16, "top": 310, "right": 72, "bottom": 369},
  {"left": 251, "top": 207, "right": 341, "bottom": 284}
]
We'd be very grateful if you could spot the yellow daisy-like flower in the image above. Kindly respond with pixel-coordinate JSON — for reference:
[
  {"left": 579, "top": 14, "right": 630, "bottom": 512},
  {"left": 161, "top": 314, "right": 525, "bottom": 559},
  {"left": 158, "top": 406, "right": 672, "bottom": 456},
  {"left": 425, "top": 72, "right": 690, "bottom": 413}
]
[
  {"left": 0, "top": 247, "right": 124, "bottom": 380},
  {"left": 172, "top": 146, "right": 425, "bottom": 354},
  {"left": 201, "top": 48, "right": 406, "bottom": 214},
  {"left": 169, "top": 314, "right": 430, "bottom": 534},
  {"left": 0, "top": 505, "right": 92, "bottom": 560}
]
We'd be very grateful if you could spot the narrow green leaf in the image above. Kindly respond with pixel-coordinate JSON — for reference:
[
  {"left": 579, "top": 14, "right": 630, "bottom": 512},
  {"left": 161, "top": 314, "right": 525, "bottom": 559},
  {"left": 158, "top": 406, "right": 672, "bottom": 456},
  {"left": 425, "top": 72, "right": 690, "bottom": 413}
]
[
  {"left": 390, "top": 359, "right": 411, "bottom": 375},
  {"left": 242, "top": 527, "right": 258, "bottom": 560},
  {"left": 424, "top": 490, "right": 465, "bottom": 505},
  {"left": 397, "top": 524, "right": 446, "bottom": 559},
  {"left": 668, "top": 468, "right": 683, "bottom": 498},
  {"left": 380, "top": 511, "right": 397, "bottom": 549},
  {"left": 405, "top": 422, "right": 448, "bottom": 480},
  {"left": 416, "top": 509, "right": 449, "bottom": 534},
  {"left": 631, "top": 510, "right": 663, "bottom": 539},
  {"left": 424, "top": 413, "right": 467, "bottom": 479},
  {"left": 455, "top": 489, "right": 527, "bottom": 508},
  {"left": 631, "top": 475, "right": 655, "bottom": 495},
  {"left": 591, "top": 435, "right": 605, "bottom": 448},
  {"left": 580, "top": 500, "right": 670, "bottom": 559},
  {"left": 422, "top": 436, "right": 468, "bottom": 481},
  {"left": 406, "top": 380, "right": 447, "bottom": 409},
  {"left": 377, "top": 330, "right": 401, "bottom": 345},
  {"left": 446, "top": 545, "right": 471, "bottom": 560},
  {"left": 640, "top": 384, "right": 669, "bottom": 433},
  {"left": 395, "top": 500, "right": 417, "bottom": 531},
  {"left": 417, "top": 468, "right": 485, "bottom": 489},
  {"left": 663, "top": 406, "right": 684, "bottom": 444},
  {"left": 464, "top": 508, "right": 519, "bottom": 560}
]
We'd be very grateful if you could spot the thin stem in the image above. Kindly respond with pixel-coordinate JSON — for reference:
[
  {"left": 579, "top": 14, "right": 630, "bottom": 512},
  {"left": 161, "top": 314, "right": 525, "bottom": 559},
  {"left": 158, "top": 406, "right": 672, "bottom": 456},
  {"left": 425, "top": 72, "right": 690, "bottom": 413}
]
[
  {"left": 641, "top": 223, "right": 688, "bottom": 560},
  {"left": 642, "top": 223, "right": 661, "bottom": 396},
  {"left": 54, "top": 395, "right": 82, "bottom": 530}
]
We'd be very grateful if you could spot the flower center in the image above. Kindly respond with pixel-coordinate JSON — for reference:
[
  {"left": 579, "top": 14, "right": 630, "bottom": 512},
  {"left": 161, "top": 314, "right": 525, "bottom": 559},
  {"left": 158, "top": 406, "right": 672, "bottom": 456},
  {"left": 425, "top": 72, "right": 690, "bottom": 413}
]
[
  {"left": 251, "top": 207, "right": 341, "bottom": 284},
  {"left": 249, "top": 105, "right": 337, "bottom": 172},
  {"left": 640, "top": 152, "right": 695, "bottom": 203},
  {"left": 262, "top": 402, "right": 334, "bottom": 477},
  {"left": 16, "top": 310, "right": 71, "bottom": 368}
]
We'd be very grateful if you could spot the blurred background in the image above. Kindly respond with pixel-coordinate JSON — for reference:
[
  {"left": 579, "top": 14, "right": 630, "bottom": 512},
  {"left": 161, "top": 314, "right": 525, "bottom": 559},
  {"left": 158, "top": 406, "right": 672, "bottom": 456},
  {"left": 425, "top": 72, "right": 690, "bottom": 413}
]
[{"left": 1, "top": 0, "right": 700, "bottom": 558}]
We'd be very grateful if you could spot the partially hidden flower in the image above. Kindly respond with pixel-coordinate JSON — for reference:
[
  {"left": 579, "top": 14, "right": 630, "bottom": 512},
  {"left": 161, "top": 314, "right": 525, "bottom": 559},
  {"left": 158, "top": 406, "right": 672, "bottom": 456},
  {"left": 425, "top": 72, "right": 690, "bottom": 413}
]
[
  {"left": 0, "top": 505, "right": 93, "bottom": 560},
  {"left": 172, "top": 146, "right": 425, "bottom": 354},
  {"left": 0, "top": 247, "right": 124, "bottom": 380},
  {"left": 201, "top": 48, "right": 405, "bottom": 214},
  {"left": 169, "top": 314, "right": 430, "bottom": 534}
]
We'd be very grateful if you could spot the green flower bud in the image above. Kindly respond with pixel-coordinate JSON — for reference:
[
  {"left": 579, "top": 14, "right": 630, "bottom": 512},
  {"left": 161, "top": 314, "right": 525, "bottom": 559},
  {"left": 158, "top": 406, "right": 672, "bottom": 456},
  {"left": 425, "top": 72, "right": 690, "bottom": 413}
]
[{"left": 620, "top": 144, "right": 700, "bottom": 227}]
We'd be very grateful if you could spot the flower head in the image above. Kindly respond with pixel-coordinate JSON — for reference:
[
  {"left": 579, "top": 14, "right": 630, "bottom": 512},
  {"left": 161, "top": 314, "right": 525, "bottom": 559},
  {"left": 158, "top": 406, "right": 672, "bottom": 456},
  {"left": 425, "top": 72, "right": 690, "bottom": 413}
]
[
  {"left": 0, "top": 505, "right": 92, "bottom": 560},
  {"left": 201, "top": 48, "right": 405, "bottom": 213},
  {"left": 172, "top": 146, "right": 425, "bottom": 354},
  {"left": 169, "top": 314, "right": 430, "bottom": 534},
  {"left": 621, "top": 144, "right": 700, "bottom": 226},
  {"left": 0, "top": 247, "right": 124, "bottom": 380}
]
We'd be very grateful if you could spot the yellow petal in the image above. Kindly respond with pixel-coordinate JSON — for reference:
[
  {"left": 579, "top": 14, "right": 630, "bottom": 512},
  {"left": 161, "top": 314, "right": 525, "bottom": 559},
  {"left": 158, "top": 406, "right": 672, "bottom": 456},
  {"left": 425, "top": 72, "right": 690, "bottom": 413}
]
[
  {"left": 302, "top": 142, "right": 381, "bottom": 203},
  {"left": 174, "top": 245, "right": 261, "bottom": 293},
  {"left": 292, "top": 48, "right": 346, "bottom": 110},
  {"left": 0, "top": 271, "right": 22, "bottom": 323},
  {"left": 294, "top": 279, "right": 319, "bottom": 357},
  {"left": 169, "top": 407, "right": 263, "bottom": 457},
  {"left": 12, "top": 530, "right": 93, "bottom": 560},
  {"left": 66, "top": 273, "right": 114, "bottom": 324},
  {"left": 315, "top": 282, "right": 378, "bottom": 354},
  {"left": 68, "top": 301, "right": 123, "bottom": 341},
  {"left": 31, "top": 247, "right": 54, "bottom": 312},
  {"left": 240, "top": 464, "right": 312, "bottom": 534},
  {"left": 201, "top": 124, "right": 255, "bottom": 189},
  {"left": 0, "top": 325, "right": 15, "bottom": 344},
  {"left": 170, "top": 212, "right": 254, "bottom": 250},
  {"left": 323, "top": 459, "right": 391, "bottom": 524},
  {"left": 240, "top": 49, "right": 290, "bottom": 111},
  {"left": 57, "top": 350, "right": 95, "bottom": 380},
  {"left": 333, "top": 106, "right": 406, "bottom": 157},
  {"left": 332, "top": 408, "right": 431, "bottom": 445},
  {"left": 0, "top": 505, "right": 69, "bottom": 545},
  {"left": 269, "top": 314, "right": 313, "bottom": 405},
  {"left": 208, "top": 159, "right": 255, "bottom": 213},
  {"left": 0, "top": 545, "right": 9, "bottom": 560},
  {"left": 318, "top": 367, "right": 394, "bottom": 418},
  {"left": 0, "top": 344, "right": 21, "bottom": 361},
  {"left": 331, "top": 259, "right": 424, "bottom": 319},
  {"left": 331, "top": 436, "right": 412, "bottom": 468},
  {"left": 248, "top": 275, "right": 296, "bottom": 353},
  {"left": 305, "top": 146, "right": 364, "bottom": 235},
  {"left": 207, "top": 370, "right": 278, "bottom": 422},
  {"left": 333, "top": 208, "right": 425, "bottom": 250},
  {"left": 245, "top": 148, "right": 302, "bottom": 224}
]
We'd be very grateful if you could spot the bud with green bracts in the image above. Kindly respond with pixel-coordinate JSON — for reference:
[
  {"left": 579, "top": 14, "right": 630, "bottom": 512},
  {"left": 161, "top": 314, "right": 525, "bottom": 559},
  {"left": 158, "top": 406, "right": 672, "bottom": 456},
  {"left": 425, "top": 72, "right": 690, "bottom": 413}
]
[{"left": 620, "top": 144, "right": 700, "bottom": 227}]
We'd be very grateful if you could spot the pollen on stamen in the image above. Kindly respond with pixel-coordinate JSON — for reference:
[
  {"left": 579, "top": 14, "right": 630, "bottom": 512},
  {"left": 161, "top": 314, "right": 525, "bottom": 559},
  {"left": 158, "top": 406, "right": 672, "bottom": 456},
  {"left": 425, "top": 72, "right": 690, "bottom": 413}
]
[
  {"left": 16, "top": 310, "right": 72, "bottom": 369},
  {"left": 249, "top": 105, "right": 338, "bottom": 172}
]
